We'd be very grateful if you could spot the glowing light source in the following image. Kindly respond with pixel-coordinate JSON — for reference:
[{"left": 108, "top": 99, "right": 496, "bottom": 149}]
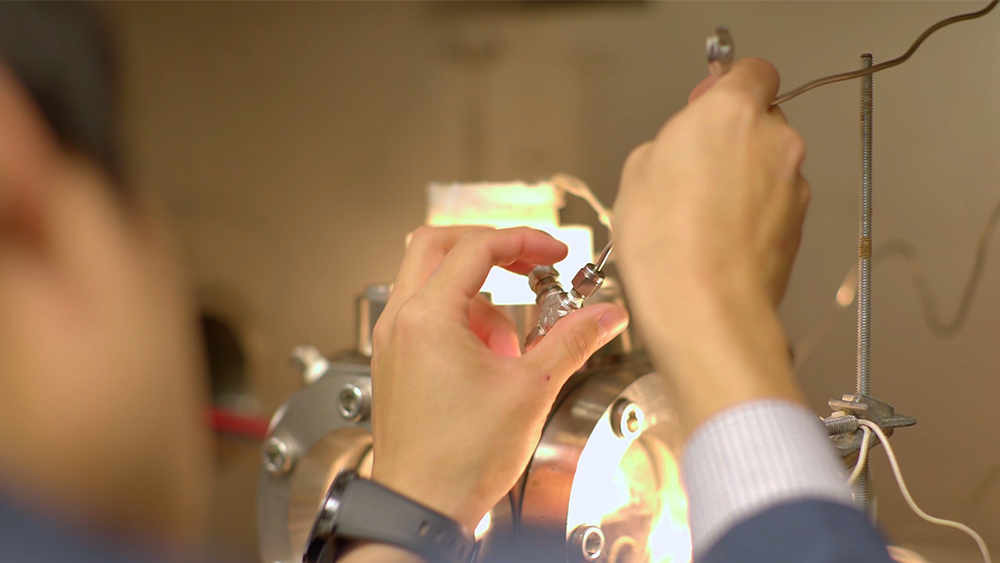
[
  {"left": 426, "top": 182, "right": 594, "bottom": 305},
  {"left": 566, "top": 409, "right": 691, "bottom": 563},
  {"left": 474, "top": 511, "right": 492, "bottom": 541}
]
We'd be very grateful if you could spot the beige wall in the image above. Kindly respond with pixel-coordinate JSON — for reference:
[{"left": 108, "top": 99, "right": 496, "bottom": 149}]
[{"left": 108, "top": 2, "right": 999, "bottom": 560}]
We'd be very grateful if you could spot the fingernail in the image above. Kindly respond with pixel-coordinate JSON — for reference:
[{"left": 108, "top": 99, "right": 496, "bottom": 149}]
[{"left": 597, "top": 306, "right": 629, "bottom": 339}]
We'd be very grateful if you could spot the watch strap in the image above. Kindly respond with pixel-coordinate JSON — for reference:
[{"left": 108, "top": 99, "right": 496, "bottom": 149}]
[{"left": 303, "top": 471, "right": 474, "bottom": 563}]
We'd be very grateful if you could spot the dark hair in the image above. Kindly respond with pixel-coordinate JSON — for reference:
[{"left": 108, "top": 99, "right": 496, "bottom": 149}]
[{"left": 0, "top": 3, "right": 121, "bottom": 188}]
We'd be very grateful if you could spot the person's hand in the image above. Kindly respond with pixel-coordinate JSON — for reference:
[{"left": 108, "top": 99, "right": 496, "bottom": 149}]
[
  {"left": 613, "top": 59, "right": 810, "bottom": 436},
  {"left": 369, "top": 226, "right": 629, "bottom": 531}
]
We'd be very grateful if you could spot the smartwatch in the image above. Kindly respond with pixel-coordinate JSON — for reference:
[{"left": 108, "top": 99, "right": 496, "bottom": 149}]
[{"left": 303, "top": 470, "right": 475, "bottom": 563}]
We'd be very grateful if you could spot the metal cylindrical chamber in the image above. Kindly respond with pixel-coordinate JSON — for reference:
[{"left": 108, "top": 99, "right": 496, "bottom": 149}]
[
  {"left": 482, "top": 362, "right": 689, "bottom": 563},
  {"left": 257, "top": 358, "right": 374, "bottom": 563}
]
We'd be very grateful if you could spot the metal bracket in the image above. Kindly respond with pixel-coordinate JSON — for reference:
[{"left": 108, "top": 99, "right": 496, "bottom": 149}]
[{"left": 822, "top": 393, "right": 916, "bottom": 457}]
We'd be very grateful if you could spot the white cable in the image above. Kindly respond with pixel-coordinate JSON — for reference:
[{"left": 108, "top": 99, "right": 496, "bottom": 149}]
[
  {"left": 856, "top": 419, "right": 992, "bottom": 563},
  {"left": 847, "top": 426, "right": 873, "bottom": 486},
  {"left": 549, "top": 173, "right": 614, "bottom": 232}
]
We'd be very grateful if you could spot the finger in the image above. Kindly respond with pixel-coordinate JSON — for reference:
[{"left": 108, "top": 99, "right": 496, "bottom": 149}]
[
  {"left": 795, "top": 174, "right": 811, "bottom": 216},
  {"left": 0, "top": 65, "right": 59, "bottom": 237},
  {"left": 688, "top": 74, "right": 720, "bottom": 104},
  {"left": 521, "top": 303, "right": 628, "bottom": 391},
  {"left": 712, "top": 58, "right": 780, "bottom": 111},
  {"left": 423, "top": 227, "right": 568, "bottom": 304},
  {"left": 767, "top": 103, "right": 789, "bottom": 125},
  {"left": 393, "top": 226, "right": 493, "bottom": 304},
  {"left": 468, "top": 295, "right": 520, "bottom": 358}
]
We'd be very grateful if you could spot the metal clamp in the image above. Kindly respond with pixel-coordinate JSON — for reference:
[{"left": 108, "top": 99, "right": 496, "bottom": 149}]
[{"left": 823, "top": 394, "right": 916, "bottom": 457}]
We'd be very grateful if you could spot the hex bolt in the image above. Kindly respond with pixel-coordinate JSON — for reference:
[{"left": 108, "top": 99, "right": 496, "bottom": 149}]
[
  {"left": 290, "top": 345, "right": 329, "bottom": 385},
  {"left": 569, "top": 524, "right": 605, "bottom": 561},
  {"left": 610, "top": 399, "right": 644, "bottom": 439},
  {"left": 338, "top": 383, "right": 369, "bottom": 422},
  {"left": 262, "top": 437, "right": 296, "bottom": 475}
]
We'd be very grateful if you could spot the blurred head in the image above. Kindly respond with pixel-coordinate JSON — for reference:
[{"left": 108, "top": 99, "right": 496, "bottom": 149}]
[{"left": 0, "top": 3, "right": 210, "bottom": 546}]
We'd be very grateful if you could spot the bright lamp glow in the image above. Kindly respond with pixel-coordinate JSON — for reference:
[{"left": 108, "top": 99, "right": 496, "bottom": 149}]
[{"left": 426, "top": 182, "right": 594, "bottom": 305}]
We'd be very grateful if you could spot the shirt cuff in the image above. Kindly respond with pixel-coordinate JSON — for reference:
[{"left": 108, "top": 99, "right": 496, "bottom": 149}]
[{"left": 681, "top": 400, "right": 853, "bottom": 555}]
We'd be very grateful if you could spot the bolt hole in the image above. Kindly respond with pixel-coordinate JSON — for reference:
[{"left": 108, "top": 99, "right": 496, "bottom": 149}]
[
  {"left": 583, "top": 528, "right": 603, "bottom": 558},
  {"left": 625, "top": 410, "right": 640, "bottom": 434},
  {"left": 418, "top": 521, "right": 430, "bottom": 536}
]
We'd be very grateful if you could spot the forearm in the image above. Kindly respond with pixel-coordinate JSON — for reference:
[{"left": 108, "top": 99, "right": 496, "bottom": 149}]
[{"left": 634, "top": 277, "right": 803, "bottom": 438}]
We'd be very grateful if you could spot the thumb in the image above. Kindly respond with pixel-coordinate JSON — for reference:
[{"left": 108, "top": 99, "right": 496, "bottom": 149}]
[{"left": 522, "top": 303, "right": 629, "bottom": 388}]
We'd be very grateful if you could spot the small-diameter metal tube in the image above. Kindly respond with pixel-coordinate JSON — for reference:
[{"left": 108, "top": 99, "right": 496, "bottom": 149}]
[
  {"left": 855, "top": 53, "right": 875, "bottom": 512},
  {"left": 594, "top": 242, "right": 614, "bottom": 272}
]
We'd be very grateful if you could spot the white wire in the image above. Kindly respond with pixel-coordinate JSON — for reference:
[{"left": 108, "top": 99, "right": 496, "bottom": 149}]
[
  {"left": 549, "top": 173, "right": 614, "bottom": 233},
  {"left": 847, "top": 425, "right": 873, "bottom": 486},
  {"left": 856, "top": 419, "right": 992, "bottom": 563}
]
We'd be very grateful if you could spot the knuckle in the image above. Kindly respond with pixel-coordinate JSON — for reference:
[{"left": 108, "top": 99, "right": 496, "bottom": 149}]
[
  {"left": 372, "top": 317, "right": 391, "bottom": 350},
  {"left": 714, "top": 88, "right": 758, "bottom": 125},
  {"left": 785, "top": 129, "right": 807, "bottom": 164},
  {"left": 622, "top": 143, "right": 651, "bottom": 181},
  {"left": 406, "top": 225, "right": 436, "bottom": 249},
  {"left": 394, "top": 298, "right": 429, "bottom": 332},
  {"left": 747, "top": 57, "right": 779, "bottom": 82},
  {"left": 800, "top": 178, "right": 812, "bottom": 207}
]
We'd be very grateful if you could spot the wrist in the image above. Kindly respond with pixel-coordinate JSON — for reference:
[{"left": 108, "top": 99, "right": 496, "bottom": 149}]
[
  {"left": 635, "top": 279, "right": 803, "bottom": 438},
  {"left": 371, "top": 466, "right": 481, "bottom": 531}
]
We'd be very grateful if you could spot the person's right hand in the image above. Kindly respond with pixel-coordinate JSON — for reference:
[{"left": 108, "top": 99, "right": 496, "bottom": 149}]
[
  {"left": 614, "top": 58, "right": 809, "bottom": 308},
  {"left": 612, "top": 59, "right": 810, "bottom": 436}
]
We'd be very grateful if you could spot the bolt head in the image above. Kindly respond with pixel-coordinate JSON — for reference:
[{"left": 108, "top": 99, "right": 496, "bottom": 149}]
[
  {"left": 610, "top": 399, "right": 644, "bottom": 439},
  {"left": 570, "top": 525, "right": 605, "bottom": 561},
  {"left": 571, "top": 264, "right": 605, "bottom": 300},
  {"left": 338, "top": 384, "right": 368, "bottom": 421},
  {"left": 262, "top": 437, "right": 295, "bottom": 475}
]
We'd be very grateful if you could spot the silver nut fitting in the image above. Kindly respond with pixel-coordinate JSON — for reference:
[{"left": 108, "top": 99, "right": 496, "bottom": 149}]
[
  {"left": 571, "top": 264, "right": 606, "bottom": 300},
  {"left": 529, "top": 265, "right": 561, "bottom": 295}
]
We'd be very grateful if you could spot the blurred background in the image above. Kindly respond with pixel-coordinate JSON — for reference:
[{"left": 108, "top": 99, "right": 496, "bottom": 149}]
[{"left": 101, "top": 2, "right": 998, "bottom": 561}]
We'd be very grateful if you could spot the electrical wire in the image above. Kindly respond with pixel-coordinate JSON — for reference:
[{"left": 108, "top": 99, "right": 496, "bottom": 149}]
[
  {"left": 793, "top": 197, "right": 1000, "bottom": 371},
  {"left": 550, "top": 173, "right": 614, "bottom": 233},
  {"left": 856, "top": 419, "right": 993, "bottom": 563},
  {"left": 847, "top": 425, "right": 873, "bottom": 486},
  {"left": 773, "top": 0, "right": 999, "bottom": 106}
]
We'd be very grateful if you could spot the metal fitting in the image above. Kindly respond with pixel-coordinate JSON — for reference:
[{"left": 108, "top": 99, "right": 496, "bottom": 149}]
[
  {"left": 822, "top": 413, "right": 859, "bottom": 435},
  {"left": 262, "top": 437, "right": 297, "bottom": 475},
  {"left": 571, "top": 264, "right": 606, "bottom": 301},
  {"left": 825, "top": 394, "right": 915, "bottom": 456},
  {"left": 290, "top": 345, "right": 329, "bottom": 385},
  {"left": 338, "top": 383, "right": 369, "bottom": 422},
  {"left": 610, "top": 398, "right": 644, "bottom": 439},
  {"left": 529, "top": 265, "right": 562, "bottom": 299},
  {"left": 706, "top": 26, "right": 734, "bottom": 76},
  {"left": 569, "top": 524, "right": 605, "bottom": 561}
]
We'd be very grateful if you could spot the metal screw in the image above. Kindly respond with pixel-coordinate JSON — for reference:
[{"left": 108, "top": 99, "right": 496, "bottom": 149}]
[
  {"left": 569, "top": 525, "right": 605, "bottom": 561},
  {"left": 338, "top": 384, "right": 368, "bottom": 421},
  {"left": 822, "top": 414, "right": 859, "bottom": 435},
  {"left": 610, "top": 399, "right": 644, "bottom": 439},
  {"left": 262, "top": 437, "right": 296, "bottom": 475},
  {"left": 291, "top": 345, "right": 329, "bottom": 385}
]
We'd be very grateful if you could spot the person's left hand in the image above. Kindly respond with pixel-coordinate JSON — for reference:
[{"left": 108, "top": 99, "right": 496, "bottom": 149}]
[{"left": 370, "top": 226, "right": 629, "bottom": 530}]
